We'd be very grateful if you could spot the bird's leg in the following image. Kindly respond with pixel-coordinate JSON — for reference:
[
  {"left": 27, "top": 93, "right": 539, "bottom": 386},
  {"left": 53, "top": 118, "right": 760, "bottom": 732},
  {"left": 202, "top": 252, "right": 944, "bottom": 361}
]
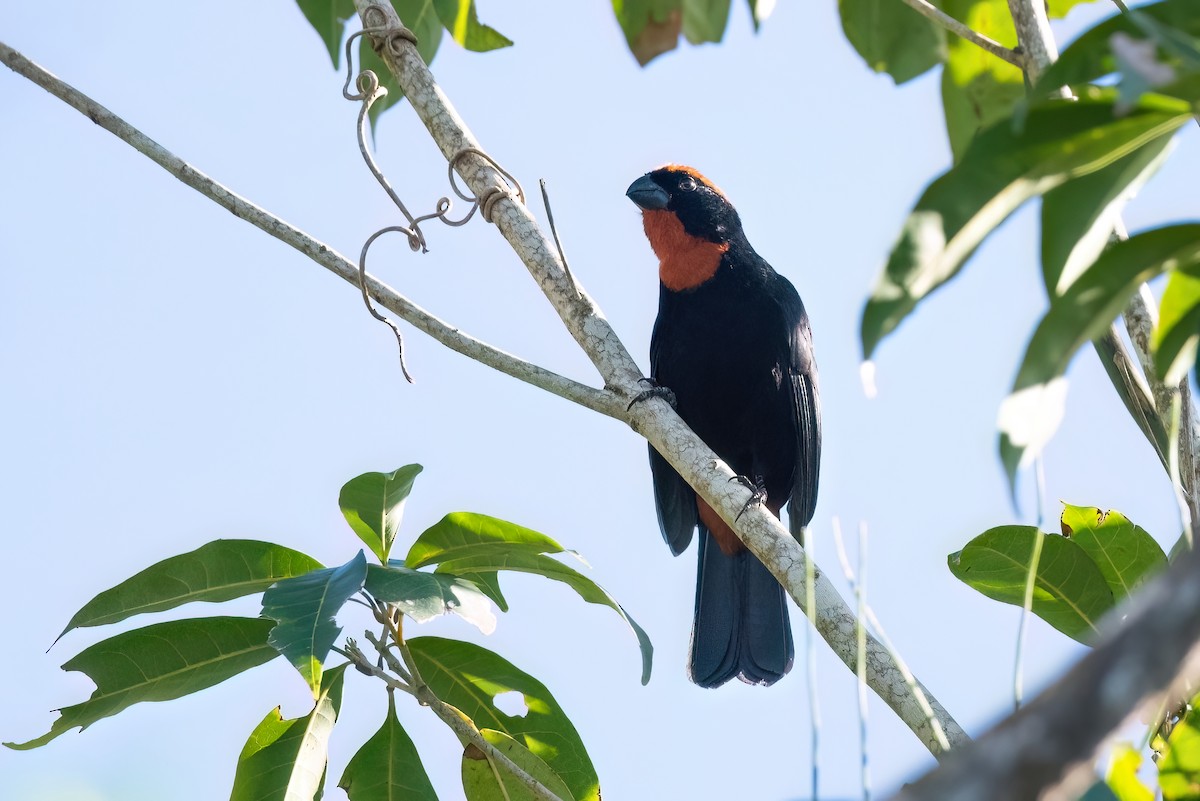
[
  {"left": 732, "top": 474, "right": 768, "bottom": 522},
  {"left": 626, "top": 377, "right": 678, "bottom": 411}
]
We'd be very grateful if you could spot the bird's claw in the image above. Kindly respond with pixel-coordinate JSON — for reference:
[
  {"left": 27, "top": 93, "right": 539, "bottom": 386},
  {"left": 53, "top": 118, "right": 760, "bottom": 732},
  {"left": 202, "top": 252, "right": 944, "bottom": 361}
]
[
  {"left": 626, "top": 378, "right": 678, "bottom": 412},
  {"left": 732, "top": 474, "right": 768, "bottom": 522}
]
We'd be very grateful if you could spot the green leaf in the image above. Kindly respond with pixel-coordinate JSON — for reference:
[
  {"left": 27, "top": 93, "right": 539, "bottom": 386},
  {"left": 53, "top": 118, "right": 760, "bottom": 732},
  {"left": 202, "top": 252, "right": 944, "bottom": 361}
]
[
  {"left": 940, "top": 0, "right": 1025, "bottom": 160},
  {"left": 1046, "top": 0, "right": 1101, "bottom": 18},
  {"left": 1041, "top": 136, "right": 1175, "bottom": 296},
  {"left": 612, "top": 0, "right": 683, "bottom": 65},
  {"left": 58, "top": 540, "right": 324, "bottom": 640},
  {"left": 338, "top": 693, "right": 438, "bottom": 801},
  {"left": 339, "top": 465, "right": 423, "bottom": 563},
  {"left": 462, "top": 729, "right": 576, "bottom": 801},
  {"left": 366, "top": 563, "right": 497, "bottom": 634},
  {"left": 5, "top": 617, "right": 277, "bottom": 750},
  {"left": 1106, "top": 743, "right": 1154, "bottom": 801},
  {"left": 948, "top": 525, "right": 1115, "bottom": 643},
  {"left": 463, "top": 570, "right": 508, "bottom": 612},
  {"left": 1161, "top": 704, "right": 1200, "bottom": 800},
  {"left": 1060, "top": 504, "right": 1167, "bottom": 601},
  {"left": 838, "top": 0, "right": 946, "bottom": 85},
  {"left": 1033, "top": 0, "right": 1200, "bottom": 98},
  {"left": 408, "top": 637, "right": 599, "bottom": 801},
  {"left": 262, "top": 551, "right": 368, "bottom": 697},
  {"left": 230, "top": 664, "right": 347, "bottom": 801},
  {"left": 746, "top": 0, "right": 773, "bottom": 30},
  {"left": 682, "top": 0, "right": 732, "bottom": 44},
  {"left": 1154, "top": 265, "right": 1200, "bottom": 384},
  {"left": 406, "top": 512, "right": 567, "bottom": 569},
  {"left": 861, "top": 90, "right": 1193, "bottom": 361},
  {"left": 1078, "top": 782, "right": 1121, "bottom": 801},
  {"left": 999, "top": 224, "right": 1200, "bottom": 481},
  {"left": 297, "top": 0, "right": 356, "bottom": 67},
  {"left": 437, "top": 552, "right": 654, "bottom": 685},
  {"left": 1170, "top": 531, "right": 1193, "bottom": 562},
  {"left": 432, "top": 0, "right": 513, "bottom": 51},
  {"left": 359, "top": 0, "right": 444, "bottom": 128}
]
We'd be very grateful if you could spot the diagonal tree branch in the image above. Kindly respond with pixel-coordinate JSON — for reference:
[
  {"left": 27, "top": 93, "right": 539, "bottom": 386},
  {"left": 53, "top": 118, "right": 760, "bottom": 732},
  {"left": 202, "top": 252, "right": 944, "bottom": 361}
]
[
  {"left": 0, "top": 41, "right": 619, "bottom": 421},
  {"left": 350, "top": 0, "right": 967, "bottom": 754},
  {"left": 898, "top": 0, "right": 1025, "bottom": 68},
  {"left": 0, "top": 18, "right": 968, "bottom": 755}
]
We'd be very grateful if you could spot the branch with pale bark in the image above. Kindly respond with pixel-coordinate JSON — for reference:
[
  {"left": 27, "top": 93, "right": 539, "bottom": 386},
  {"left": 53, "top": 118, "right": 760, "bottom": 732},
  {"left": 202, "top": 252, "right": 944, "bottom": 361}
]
[{"left": 0, "top": 9, "right": 967, "bottom": 760}]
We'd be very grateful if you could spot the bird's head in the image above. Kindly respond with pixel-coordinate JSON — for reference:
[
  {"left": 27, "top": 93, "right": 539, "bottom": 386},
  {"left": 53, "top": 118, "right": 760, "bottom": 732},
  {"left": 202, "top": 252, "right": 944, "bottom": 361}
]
[{"left": 626, "top": 165, "right": 742, "bottom": 291}]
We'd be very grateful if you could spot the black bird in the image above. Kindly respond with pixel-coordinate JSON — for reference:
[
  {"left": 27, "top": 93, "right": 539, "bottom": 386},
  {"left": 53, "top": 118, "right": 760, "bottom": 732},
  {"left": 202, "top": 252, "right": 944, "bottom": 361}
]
[{"left": 626, "top": 165, "right": 821, "bottom": 688}]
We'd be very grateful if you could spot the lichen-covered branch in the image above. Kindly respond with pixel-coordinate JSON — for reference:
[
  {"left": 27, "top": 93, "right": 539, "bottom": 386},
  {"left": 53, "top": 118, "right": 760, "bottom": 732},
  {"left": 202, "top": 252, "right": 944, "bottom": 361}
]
[
  {"left": 1, "top": 21, "right": 967, "bottom": 755},
  {"left": 0, "top": 41, "right": 618, "bottom": 420},
  {"left": 352, "top": 0, "right": 967, "bottom": 754}
]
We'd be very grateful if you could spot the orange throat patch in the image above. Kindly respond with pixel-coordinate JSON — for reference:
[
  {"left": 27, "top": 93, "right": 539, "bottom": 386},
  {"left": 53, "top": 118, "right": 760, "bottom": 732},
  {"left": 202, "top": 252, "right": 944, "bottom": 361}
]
[{"left": 642, "top": 209, "right": 729, "bottom": 291}]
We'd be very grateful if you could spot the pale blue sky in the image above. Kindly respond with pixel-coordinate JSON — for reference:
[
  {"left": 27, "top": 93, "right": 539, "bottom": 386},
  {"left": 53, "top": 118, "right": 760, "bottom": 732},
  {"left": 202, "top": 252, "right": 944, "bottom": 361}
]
[{"left": 2, "top": 2, "right": 1197, "bottom": 800}]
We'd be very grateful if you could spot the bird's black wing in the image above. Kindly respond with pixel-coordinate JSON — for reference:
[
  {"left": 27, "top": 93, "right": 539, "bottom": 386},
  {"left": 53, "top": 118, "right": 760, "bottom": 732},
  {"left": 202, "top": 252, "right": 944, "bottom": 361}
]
[
  {"left": 780, "top": 284, "right": 822, "bottom": 538},
  {"left": 648, "top": 299, "right": 698, "bottom": 556}
]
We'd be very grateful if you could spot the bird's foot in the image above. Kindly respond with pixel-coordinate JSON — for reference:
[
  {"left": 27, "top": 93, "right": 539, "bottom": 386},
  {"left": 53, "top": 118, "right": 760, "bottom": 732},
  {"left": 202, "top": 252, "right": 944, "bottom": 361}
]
[
  {"left": 626, "top": 378, "right": 677, "bottom": 411},
  {"left": 731, "top": 474, "right": 768, "bottom": 522}
]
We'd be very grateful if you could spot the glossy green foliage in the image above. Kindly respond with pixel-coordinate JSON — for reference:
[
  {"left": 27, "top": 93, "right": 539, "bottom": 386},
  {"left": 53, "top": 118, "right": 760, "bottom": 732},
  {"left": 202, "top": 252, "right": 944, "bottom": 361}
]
[
  {"left": 230, "top": 665, "right": 347, "bottom": 801},
  {"left": 861, "top": 89, "right": 1193, "bottom": 362},
  {"left": 462, "top": 730, "right": 575, "bottom": 801},
  {"left": 338, "top": 694, "right": 438, "bottom": 801},
  {"left": 1159, "top": 703, "right": 1200, "bottom": 800},
  {"left": 262, "top": 551, "right": 368, "bottom": 697},
  {"left": 6, "top": 617, "right": 278, "bottom": 750},
  {"left": 999, "top": 224, "right": 1200, "bottom": 481},
  {"left": 1154, "top": 265, "right": 1200, "bottom": 383},
  {"left": 409, "top": 637, "right": 599, "bottom": 801},
  {"left": 58, "top": 539, "right": 323, "bottom": 639},
  {"left": 838, "top": 0, "right": 946, "bottom": 85},
  {"left": 949, "top": 504, "right": 1169, "bottom": 644},
  {"left": 339, "top": 464, "right": 424, "bottom": 563},
  {"left": 365, "top": 563, "right": 496, "bottom": 633},
  {"left": 407, "top": 512, "right": 653, "bottom": 684}
]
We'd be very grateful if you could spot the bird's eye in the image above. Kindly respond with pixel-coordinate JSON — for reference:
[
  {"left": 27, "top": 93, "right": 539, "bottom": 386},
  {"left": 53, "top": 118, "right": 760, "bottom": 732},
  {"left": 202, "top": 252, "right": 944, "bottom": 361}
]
[{"left": 679, "top": 176, "right": 698, "bottom": 192}]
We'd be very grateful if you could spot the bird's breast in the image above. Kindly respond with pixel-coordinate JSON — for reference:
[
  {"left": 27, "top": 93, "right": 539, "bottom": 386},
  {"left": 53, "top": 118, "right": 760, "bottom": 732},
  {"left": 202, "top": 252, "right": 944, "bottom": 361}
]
[{"left": 642, "top": 209, "right": 730, "bottom": 292}]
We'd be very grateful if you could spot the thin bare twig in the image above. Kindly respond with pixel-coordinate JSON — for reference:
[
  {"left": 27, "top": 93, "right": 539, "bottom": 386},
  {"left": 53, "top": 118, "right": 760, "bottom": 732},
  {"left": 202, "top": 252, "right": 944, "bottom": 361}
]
[
  {"left": 0, "top": 40, "right": 619, "bottom": 420},
  {"left": 897, "top": 0, "right": 1025, "bottom": 68}
]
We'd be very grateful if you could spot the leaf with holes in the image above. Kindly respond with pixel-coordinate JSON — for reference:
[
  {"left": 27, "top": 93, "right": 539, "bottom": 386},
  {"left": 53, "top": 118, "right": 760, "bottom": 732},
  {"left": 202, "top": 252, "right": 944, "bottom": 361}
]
[
  {"left": 433, "top": 0, "right": 512, "bottom": 51},
  {"left": 230, "top": 665, "right": 347, "bottom": 801},
  {"left": 5, "top": 617, "right": 278, "bottom": 750},
  {"left": 58, "top": 539, "right": 323, "bottom": 640},
  {"left": 462, "top": 729, "right": 576, "bottom": 801},
  {"left": 861, "top": 89, "right": 1193, "bottom": 362},
  {"left": 365, "top": 563, "right": 496, "bottom": 634},
  {"left": 1060, "top": 504, "right": 1166, "bottom": 601},
  {"left": 262, "top": 551, "right": 367, "bottom": 697},
  {"left": 948, "top": 525, "right": 1116, "bottom": 644},
  {"left": 838, "top": 0, "right": 946, "bottom": 85},
  {"left": 999, "top": 224, "right": 1200, "bottom": 483},
  {"left": 408, "top": 637, "right": 599, "bottom": 801},
  {"left": 339, "top": 693, "right": 438, "bottom": 801},
  {"left": 340, "top": 465, "right": 423, "bottom": 563}
]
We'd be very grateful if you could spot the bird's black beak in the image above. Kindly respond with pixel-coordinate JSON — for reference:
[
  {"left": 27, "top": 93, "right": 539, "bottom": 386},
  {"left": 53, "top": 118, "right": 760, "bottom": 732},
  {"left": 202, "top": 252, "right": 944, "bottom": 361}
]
[{"left": 626, "top": 175, "right": 670, "bottom": 211}]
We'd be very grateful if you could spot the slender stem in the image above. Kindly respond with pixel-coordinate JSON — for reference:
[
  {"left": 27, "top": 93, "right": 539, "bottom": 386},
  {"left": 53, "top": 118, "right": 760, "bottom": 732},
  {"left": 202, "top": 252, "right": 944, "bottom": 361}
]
[
  {"left": 0, "top": 41, "right": 619, "bottom": 421},
  {"left": 1013, "top": 459, "right": 1047, "bottom": 711},
  {"left": 342, "top": 637, "right": 567, "bottom": 801},
  {"left": 897, "top": 0, "right": 1025, "bottom": 68}
]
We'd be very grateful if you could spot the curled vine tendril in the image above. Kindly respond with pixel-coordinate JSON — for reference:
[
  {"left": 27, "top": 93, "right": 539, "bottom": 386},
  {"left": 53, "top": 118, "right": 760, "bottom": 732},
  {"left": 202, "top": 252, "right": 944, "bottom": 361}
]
[{"left": 342, "top": 9, "right": 526, "bottom": 383}]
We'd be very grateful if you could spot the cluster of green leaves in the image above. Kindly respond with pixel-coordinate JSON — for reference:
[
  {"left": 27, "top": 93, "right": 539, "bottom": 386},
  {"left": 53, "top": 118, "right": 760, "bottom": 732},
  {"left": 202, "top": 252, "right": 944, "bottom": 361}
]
[
  {"left": 1080, "top": 697, "right": 1200, "bottom": 800},
  {"left": 850, "top": 0, "right": 1200, "bottom": 489},
  {"left": 7, "top": 464, "right": 651, "bottom": 801},
  {"left": 297, "top": 0, "right": 513, "bottom": 125},
  {"left": 949, "top": 502, "right": 1169, "bottom": 644}
]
